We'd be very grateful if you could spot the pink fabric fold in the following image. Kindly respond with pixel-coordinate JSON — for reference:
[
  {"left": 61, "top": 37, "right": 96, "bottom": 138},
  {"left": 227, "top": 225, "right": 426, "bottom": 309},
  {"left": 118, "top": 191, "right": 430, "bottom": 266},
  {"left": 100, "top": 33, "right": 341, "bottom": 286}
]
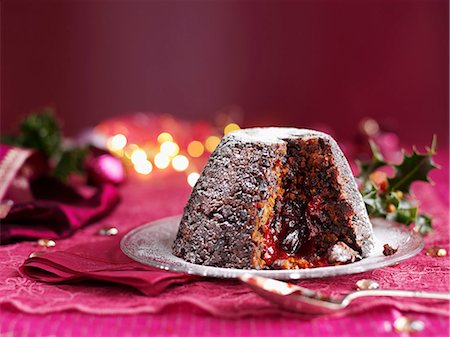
[
  {"left": 1, "top": 181, "right": 120, "bottom": 244},
  {"left": 19, "top": 234, "right": 197, "bottom": 296},
  {"left": 0, "top": 145, "right": 121, "bottom": 244}
]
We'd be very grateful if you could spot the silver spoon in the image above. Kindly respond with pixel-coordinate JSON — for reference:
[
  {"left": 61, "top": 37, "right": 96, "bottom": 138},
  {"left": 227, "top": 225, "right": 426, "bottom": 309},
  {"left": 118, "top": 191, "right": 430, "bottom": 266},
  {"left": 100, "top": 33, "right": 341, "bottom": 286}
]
[{"left": 239, "top": 275, "right": 450, "bottom": 315}]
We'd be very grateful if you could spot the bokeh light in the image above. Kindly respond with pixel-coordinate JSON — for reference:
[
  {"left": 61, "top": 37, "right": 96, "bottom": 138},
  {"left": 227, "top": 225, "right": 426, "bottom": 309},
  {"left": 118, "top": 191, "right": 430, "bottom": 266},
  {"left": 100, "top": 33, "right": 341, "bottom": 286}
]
[
  {"left": 160, "top": 141, "right": 180, "bottom": 157},
  {"left": 205, "top": 136, "right": 221, "bottom": 153},
  {"left": 107, "top": 133, "right": 127, "bottom": 151},
  {"left": 172, "top": 155, "right": 189, "bottom": 171},
  {"left": 187, "top": 172, "right": 200, "bottom": 187},
  {"left": 130, "top": 149, "right": 147, "bottom": 165},
  {"left": 187, "top": 141, "right": 205, "bottom": 158},
  {"left": 360, "top": 118, "right": 380, "bottom": 136},
  {"left": 157, "top": 132, "right": 173, "bottom": 143},
  {"left": 124, "top": 144, "right": 139, "bottom": 159},
  {"left": 154, "top": 152, "right": 171, "bottom": 169},
  {"left": 101, "top": 115, "right": 241, "bottom": 181},
  {"left": 134, "top": 160, "right": 153, "bottom": 175},
  {"left": 224, "top": 123, "right": 240, "bottom": 135}
]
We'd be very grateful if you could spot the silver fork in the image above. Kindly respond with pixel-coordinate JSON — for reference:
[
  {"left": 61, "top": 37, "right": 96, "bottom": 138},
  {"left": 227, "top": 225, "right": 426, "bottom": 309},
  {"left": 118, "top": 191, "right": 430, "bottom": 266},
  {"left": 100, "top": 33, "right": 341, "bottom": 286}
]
[{"left": 239, "top": 275, "right": 450, "bottom": 315}]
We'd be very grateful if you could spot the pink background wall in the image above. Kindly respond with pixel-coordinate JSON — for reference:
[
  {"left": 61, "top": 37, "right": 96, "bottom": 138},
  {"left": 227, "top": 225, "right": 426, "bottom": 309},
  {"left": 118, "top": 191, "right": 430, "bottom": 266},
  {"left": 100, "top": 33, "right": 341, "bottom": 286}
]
[{"left": 1, "top": 1, "right": 448, "bottom": 146}]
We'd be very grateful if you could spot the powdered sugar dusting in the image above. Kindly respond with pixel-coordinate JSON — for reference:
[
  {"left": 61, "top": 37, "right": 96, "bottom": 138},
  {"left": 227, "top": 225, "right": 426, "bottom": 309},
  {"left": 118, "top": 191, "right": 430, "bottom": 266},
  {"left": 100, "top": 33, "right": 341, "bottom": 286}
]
[{"left": 226, "top": 127, "right": 330, "bottom": 144}]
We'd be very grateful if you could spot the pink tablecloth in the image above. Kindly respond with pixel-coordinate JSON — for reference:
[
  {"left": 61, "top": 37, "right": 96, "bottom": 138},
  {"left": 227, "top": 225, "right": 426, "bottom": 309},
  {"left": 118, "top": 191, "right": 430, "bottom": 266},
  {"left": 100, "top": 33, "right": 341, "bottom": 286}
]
[{"left": 0, "top": 152, "right": 449, "bottom": 336}]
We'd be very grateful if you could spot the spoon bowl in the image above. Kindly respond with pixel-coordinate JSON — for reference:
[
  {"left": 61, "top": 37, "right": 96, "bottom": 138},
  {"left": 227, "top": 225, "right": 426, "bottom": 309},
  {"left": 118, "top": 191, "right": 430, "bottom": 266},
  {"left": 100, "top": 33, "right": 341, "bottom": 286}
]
[{"left": 239, "top": 275, "right": 450, "bottom": 315}]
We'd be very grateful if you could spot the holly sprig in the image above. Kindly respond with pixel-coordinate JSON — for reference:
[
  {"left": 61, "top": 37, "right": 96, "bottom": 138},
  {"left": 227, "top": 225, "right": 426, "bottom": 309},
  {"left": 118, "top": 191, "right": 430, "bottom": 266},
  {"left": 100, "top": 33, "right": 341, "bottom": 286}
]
[
  {"left": 357, "top": 137, "right": 438, "bottom": 234},
  {"left": 2, "top": 109, "right": 88, "bottom": 180}
]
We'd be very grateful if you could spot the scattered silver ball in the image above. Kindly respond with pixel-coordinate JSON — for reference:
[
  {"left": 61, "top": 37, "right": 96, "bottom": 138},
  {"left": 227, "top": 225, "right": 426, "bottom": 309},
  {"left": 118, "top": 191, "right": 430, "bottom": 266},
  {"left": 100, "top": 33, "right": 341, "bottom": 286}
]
[
  {"left": 29, "top": 251, "right": 46, "bottom": 258},
  {"left": 356, "top": 279, "right": 380, "bottom": 290},
  {"left": 98, "top": 226, "right": 119, "bottom": 236},
  {"left": 426, "top": 246, "right": 447, "bottom": 257},
  {"left": 394, "top": 316, "right": 425, "bottom": 333},
  {"left": 37, "top": 239, "right": 56, "bottom": 248}
]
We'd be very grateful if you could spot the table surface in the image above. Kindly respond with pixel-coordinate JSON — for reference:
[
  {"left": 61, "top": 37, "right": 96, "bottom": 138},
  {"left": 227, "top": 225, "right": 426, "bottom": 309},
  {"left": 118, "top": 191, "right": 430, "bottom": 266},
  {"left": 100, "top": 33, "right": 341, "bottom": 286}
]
[
  {"left": 1, "top": 307, "right": 449, "bottom": 337},
  {"left": 1, "top": 151, "right": 449, "bottom": 337}
]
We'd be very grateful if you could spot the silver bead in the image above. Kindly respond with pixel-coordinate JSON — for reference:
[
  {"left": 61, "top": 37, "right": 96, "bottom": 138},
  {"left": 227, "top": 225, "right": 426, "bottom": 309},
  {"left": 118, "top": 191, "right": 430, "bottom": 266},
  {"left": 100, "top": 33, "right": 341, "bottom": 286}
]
[
  {"left": 29, "top": 251, "right": 46, "bottom": 258},
  {"left": 98, "top": 226, "right": 119, "bottom": 236},
  {"left": 426, "top": 246, "right": 447, "bottom": 257},
  {"left": 37, "top": 239, "right": 56, "bottom": 248},
  {"left": 393, "top": 316, "right": 425, "bottom": 333},
  {"left": 356, "top": 279, "right": 379, "bottom": 290}
]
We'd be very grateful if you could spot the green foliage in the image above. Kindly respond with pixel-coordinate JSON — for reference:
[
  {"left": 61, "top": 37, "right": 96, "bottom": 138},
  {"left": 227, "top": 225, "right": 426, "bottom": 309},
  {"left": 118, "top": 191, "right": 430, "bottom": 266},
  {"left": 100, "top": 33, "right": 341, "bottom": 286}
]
[
  {"left": 387, "top": 136, "right": 438, "bottom": 193},
  {"left": 2, "top": 109, "right": 62, "bottom": 157},
  {"left": 1, "top": 109, "right": 87, "bottom": 181},
  {"left": 358, "top": 137, "right": 437, "bottom": 235},
  {"left": 414, "top": 214, "right": 432, "bottom": 235},
  {"left": 357, "top": 140, "right": 387, "bottom": 180},
  {"left": 54, "top": 147, "right": 88, "bottom": 180}
]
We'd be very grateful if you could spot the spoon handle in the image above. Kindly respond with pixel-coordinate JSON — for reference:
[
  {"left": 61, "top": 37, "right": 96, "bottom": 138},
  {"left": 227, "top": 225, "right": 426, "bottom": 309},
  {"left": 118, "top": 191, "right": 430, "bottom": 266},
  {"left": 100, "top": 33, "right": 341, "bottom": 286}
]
[{"left": 345, "top": 289, "right": 450, "bottom": 303}]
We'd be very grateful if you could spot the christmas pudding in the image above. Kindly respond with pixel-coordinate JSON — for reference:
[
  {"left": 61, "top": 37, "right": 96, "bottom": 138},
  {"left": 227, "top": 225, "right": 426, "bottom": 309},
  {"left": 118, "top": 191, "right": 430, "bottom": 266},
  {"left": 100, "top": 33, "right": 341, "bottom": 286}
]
[{"left": 172, "top": 128, "right": 374, "bottom": 269}]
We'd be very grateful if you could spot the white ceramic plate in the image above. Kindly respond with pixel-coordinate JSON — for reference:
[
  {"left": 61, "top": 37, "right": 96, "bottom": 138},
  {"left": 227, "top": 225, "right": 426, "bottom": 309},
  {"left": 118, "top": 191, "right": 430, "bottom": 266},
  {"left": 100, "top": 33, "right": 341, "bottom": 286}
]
[{"left": 121, "top": 215, "right": 423, "bottom": 280}]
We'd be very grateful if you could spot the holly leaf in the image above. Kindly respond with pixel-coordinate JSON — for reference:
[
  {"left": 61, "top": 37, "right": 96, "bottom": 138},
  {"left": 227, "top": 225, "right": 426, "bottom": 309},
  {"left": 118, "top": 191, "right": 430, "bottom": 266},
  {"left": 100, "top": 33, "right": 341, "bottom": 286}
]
[
  {"left": 357, "top": 140, "right": 387, "bottom": 182},
  {"left": 387, "top": 136, "right": 438, "bottom": 193},
  {"left": 362, "top": 183, "right": 387, "bottom": 217},
  {"left": 358, "top": 136, "right": 438, "bottom": 235},
  {"left": 386, "top": 206, "right": 417, "bottom": 226}
]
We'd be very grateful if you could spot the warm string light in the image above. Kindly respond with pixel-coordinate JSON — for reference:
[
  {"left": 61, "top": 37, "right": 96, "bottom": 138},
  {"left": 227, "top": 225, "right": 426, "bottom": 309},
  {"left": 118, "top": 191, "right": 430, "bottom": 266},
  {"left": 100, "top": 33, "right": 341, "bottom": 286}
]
[
  {"left": 108, "top": 134, "right": 127, "bottom": 150},
  {"left": 205, "top": 136, "right": 221, "bottom": 153},
  {"left": 187, "top": 141, "right": 204, "bottom": 158},
  {"left": 103, "top": 120, "right": 240, "bottom": 183},
  {"left": 130, "top": 149, "right": 147, "bottom": 165},
  {"left": 157, "top": 132, "right": 173, "bottom": 143},
  {"left": 187, "top": 172, "right": 200, "bottom": 187},
  {"left": 172, "top": 155, "right": 189, "bottom": 171},
  {"left": 124, "top": 144, "right": 139, "bottom": 159},
  {"left": 160, "top": 141, "right": 180, "bottom": 157},
  {"left": 134, "top": 160, "right": 153, "bottom": 175},
  {"left": 154, "top": 152, "right": 171, "bottom": 169},
  {"left": 224, "top": 123, "right": 240, "bottom": 135}
]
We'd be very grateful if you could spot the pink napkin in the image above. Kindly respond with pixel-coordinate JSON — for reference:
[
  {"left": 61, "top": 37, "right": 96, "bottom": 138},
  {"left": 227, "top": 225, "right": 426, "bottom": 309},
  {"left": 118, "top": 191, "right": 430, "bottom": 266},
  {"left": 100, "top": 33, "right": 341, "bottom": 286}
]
[
  {"left": 0, "top": 145, "right": 121, "bottom": 244},
  {"left": 1, "top": 179, "right": 120, "bottom": 244},
  {"left": 19, "top": 234, "right": 197, "bottom": 296}
]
